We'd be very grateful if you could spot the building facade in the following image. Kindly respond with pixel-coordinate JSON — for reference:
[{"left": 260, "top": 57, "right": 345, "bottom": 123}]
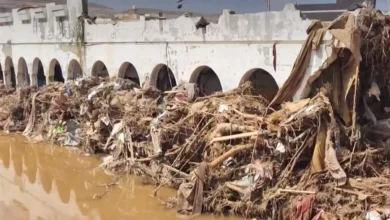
[{"left": 0, "top": 0, "right": 331, "bottom": 99}]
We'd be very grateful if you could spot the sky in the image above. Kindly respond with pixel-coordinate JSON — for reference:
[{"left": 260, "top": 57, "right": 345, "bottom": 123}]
[{"left": 90, "top": 0, "right": 388, "bottom": 13}]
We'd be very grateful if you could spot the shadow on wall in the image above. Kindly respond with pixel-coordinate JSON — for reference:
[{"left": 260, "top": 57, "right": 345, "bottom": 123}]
[
  {"left": 92, "top": 61, "right": 109, "bottom": 78},
  {"left": 49, "top": 59, "right": 64, "bottom": 83},
  {"left": 32, "top": 58, "right": 46, "bottom": 87},
  {"left": 0, "top": 64, "right": 3, "bottom": 84},
  {"left": 5, "top": 57, "right": 16, "bottom": 88},
  {"left": 67, "top": 59, "right": 83, "bottom": 81},
  {"left": 118, "top": 62, "right": 140, "bottom": 85},
  {"left": 17, "top": 58, "right": 30, "bottom": 88},
  {"left": 190, "top": 66, "right": 222, "bottom": 96},
  {"left": 239, "top": 68, "right": 279, "bottom": 101},
  {"left": 150, "top": 64, "right": 177, "bottom": 92}
]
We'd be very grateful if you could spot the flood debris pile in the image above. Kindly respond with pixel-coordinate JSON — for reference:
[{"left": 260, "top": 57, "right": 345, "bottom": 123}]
[
  {"left": 0, "top": 86, "right": 33, "bottom": 132},
  {"left": 1, "top": 7, "right": 390, "bottom": 220}
]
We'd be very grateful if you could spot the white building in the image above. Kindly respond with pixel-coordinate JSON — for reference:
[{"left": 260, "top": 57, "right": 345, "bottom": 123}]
[{"left": 0, "top": 0, "right": 330, "bottom": 100}]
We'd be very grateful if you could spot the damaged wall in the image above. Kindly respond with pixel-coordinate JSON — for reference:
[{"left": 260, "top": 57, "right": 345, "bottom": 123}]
[
  {"left": 0, "top": 0, "right": 330, "bottom": 97},
  {"left": 0, "top": 0, "right": 84, "bottom": 86},
  {"left": 85, "top": 3, "right": 331, "bottom": 94}
]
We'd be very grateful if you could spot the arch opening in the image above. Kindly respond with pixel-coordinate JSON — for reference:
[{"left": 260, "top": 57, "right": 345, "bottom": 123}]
[
  {"left": 118, "top": 62, "right": 140, "bottom": 85},
  {"left": 91, "top": 61, "right": 109, "bottom": 78},
  {"left": 17, "top": 58, "right": 30, "bottom": 88},
  {"left": 0, "top": 64, "right": 3, "bottom": 84},
  {"left": 150, "top": 64, "right": 177, "bottom": 92},
  {"left": 33, "top": 58, "right": 46, "bottom": 87},
  {"left": 239, "top": 68, "right": 279, "bottom": 101},
  {"left": 189, "top": 66, "right": 222, "bottom": 96},
  {"left": 5, "top": 57, "right": 16, "bottom": 88},
  {"left": 49, "top": 59, "right": 64, "bottom": 83},
  {"left": 67, "top": 59, "right": 83, "bottom": 81}
]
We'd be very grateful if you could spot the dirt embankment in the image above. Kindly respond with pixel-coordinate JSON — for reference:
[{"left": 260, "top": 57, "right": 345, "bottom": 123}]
[{"left": 1, "top": 7, "right": 390, "bottom": 220}]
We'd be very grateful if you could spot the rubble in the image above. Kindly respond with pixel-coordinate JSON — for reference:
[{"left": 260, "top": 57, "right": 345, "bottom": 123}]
[{"left": 1, "top": 7, "right": 390, "bottom": 220}]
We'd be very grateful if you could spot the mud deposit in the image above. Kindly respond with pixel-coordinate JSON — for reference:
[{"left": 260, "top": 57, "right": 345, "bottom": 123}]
[{"left": 0, "top": 134, "right": 241, "bottom": 220}]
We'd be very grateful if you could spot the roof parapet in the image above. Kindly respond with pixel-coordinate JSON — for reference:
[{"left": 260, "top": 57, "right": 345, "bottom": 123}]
[
  {"left": 0, "top": 0, "right": 85, "bottom": 25},
  {"left": 0, "top": 13, "right": 13, "bottom": 24}
]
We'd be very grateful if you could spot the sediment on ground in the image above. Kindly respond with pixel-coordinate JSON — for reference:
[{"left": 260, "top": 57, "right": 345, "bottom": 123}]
[{"left": 1, "top": 7, "right": 390, "bottom": 220}]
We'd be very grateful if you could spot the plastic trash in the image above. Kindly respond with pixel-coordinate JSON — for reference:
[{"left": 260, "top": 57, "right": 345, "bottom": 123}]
[
  {"left": 88, "top": 90, "right": 98, "bottom": 100},
  {"left": 113, "top": 83, "right": 121, "bottom": 91},
  {"left": 222, "top": 157, "right": 236, "bottom": 167},
  {"left": 366, "top": 211, "right": 381, "bottom": 220},
  {"left": 66, "top": 87, "right": 72, "bottom": 96},
  {"left": 276, "top": 142, "right": 286, "bottom": 153},
  {"left": 218, "top": 104, "right": 229, "bottom": 113},
  {"left": 368, "top": 82, "right": 381, "bottom": 101},
  {"left": 64, "top": 120, "right": 81, "bottom": 146},
  {"left": 150, "top": 111, "right": 168, "bottom": 154}
]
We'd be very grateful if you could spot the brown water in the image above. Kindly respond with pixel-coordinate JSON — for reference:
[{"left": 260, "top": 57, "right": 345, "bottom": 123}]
[{"left": 0, "top": 134, "right": 243, "bottom": 220}]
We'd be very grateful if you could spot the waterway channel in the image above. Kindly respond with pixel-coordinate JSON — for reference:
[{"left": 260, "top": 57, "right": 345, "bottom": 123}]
[{"left": 0, "top": 133, "right": 243, "bottom": 220}]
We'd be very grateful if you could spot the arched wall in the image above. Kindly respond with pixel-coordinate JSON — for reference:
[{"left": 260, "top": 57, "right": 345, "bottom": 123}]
[
  {"left": 17, "top": 57, "right": 30, "bottom": 87},
  {"left": 32, "top": 58, "right": 46, "bottom": 87},
  {"left": 49, "top": 59, "right": 65, "bottom": 83},
  {"left": 68, "top": 59, "right": 83, "bottom": 81},
  {"left": 239, "top": 68, "right": 279, "bottom": 101},
  {"left": 118, "top": 62, "right": 140, "bottom": 85},
  {"left": 9, "top": 44, "right": 81, "bottom": 86},
  {"left": 0, "top": 64, "right": 3, "bottom": 84},
  {"left": 150, "top": 64, "right": 177, "bottom": 92},
  {"left": 4, "top": 57, "right": 16, "bottom": 87},
  {"left": 5, "top": 42, "right": 323, "bottom": 98},
  {"left": 84, "top": 43, "right": 316, "bottom": 94},
  {"left": 189, "top": 66, "right": 222, "bottom": 96},
  {"left": 0, "top": 1, "right": 331, "bottom": 99},
  {"left": 91, "top": 60, "right": 109, "bottom": 78}
]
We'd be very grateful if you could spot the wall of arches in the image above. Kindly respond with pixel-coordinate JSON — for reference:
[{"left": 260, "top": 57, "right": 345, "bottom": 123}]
[
  {"left": 0, "top": 0, "right": 334, "bottom": 108},
  {"left": 0, "top": 55, "right": 281, "bottom": 100}
]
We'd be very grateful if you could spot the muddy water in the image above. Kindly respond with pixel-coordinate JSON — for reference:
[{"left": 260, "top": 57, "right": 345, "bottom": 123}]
[{"left": 0, "top": 134, "right": 242, "bottom": 220}]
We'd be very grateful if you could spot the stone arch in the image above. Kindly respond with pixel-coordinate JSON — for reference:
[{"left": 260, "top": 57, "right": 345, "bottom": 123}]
[
  {"left": 91, "top": 60, "right": 109, "bottom": 78},
  {"left": 4, "top": 57, "right": 16, "bottom": 87},
  {"left": 32, "top": 58, "right": 46, "bottom": 87},
  {"left": 0, "top": 64, "right": 3, "bottom": 84},
  {"left": 150, "top": 64, "right": 177, "bottom": 92},
  {"left": 49, "top": 59, "right": 64, "bottom": 83},
  {"left": 67, "top": 59, "right": 83, "bottom": 81},
  {"left": 17, "top": 57, "right": 30, "bottom": 87},
  {"left": 189, "top": 66, "right": 222, "bottom": 96},
  {"left": 239, "top": 68, "right": 279, "bottom": 101},
  {"left": 118, "top": 62, "right": 140, "bottom": 85}
]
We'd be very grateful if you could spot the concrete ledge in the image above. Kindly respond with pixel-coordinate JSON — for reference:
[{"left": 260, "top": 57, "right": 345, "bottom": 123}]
[
  {"left": 0, "top": 13, "right": 13, "bottom": 24},
  {"left": 17, "top": 9, "right": 32, "bottom": 22},
  {"left": 32, "top": 8, "right": 47, "bottom": 20},
  {"left": 50, "top": 5, "right": 68, "bottom": 18}
]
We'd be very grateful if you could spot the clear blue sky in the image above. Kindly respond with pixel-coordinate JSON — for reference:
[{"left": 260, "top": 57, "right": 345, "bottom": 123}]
[{"left": 90, "top": 0, "right": 388, "bottom": 13}]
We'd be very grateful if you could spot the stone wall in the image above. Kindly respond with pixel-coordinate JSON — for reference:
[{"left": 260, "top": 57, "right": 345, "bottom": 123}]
[{"left": 0, "top": 0, "right": 331, "bottom": 99}]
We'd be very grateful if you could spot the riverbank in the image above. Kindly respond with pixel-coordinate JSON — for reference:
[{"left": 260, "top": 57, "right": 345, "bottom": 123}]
[{"left": 0, "top": 133, "right": 242, "bottom": 220}]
